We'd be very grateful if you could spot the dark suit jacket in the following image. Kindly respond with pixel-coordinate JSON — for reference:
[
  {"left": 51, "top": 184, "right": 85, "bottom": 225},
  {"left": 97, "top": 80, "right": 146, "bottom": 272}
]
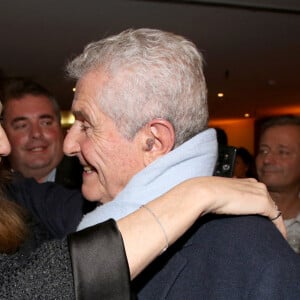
[
  {"left": 133, "top": 215, "right": 300, "bottom": 299},
  {"left": 55, "top": 156, "right": 96, "bottom": 213},
  {"left": 9, "top": 177, "right": 84, "bottom": 238},
  {"left": 55, "top": 155, "right": 83, "bottom": 190}
]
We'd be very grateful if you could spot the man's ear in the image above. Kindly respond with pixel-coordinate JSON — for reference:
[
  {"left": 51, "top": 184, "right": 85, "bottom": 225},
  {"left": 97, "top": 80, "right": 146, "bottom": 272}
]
[{"left": 142, "top": 118, "right": 175, "bottom": 166}]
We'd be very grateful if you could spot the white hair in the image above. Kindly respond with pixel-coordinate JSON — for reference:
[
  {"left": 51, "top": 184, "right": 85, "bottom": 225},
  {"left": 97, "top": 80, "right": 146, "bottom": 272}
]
[{"left": 66, "top": 28, "right": 208, "bottom": 147}]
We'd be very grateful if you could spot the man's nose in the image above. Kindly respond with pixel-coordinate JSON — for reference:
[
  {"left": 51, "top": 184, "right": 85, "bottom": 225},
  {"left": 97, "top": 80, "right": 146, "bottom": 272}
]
[
  {"left": 30, "top": 123, "right": 43, "bottom": 138},
  {"left": 63, "top": 125, "right": 80, "bottom": 157},
  {"left": 263, "top": 151, "right": 277, "bottom": 164}
]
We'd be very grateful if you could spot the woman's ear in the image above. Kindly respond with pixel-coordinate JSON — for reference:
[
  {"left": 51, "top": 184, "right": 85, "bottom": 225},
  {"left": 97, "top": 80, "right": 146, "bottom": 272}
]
[{"left": 142, "top": 119, "right": 175, "bottom": 166}]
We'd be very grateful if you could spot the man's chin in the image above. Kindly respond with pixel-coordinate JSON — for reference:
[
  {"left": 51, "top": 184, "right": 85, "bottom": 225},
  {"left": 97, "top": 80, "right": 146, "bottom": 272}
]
[
  {"left": 81, "top": 182, "right": 104, "bottom": 203},
  {"left": 262, "top": 179, "right": 282, "bottom": 192},
  {"left": 26, "top": 161, "right": 50, "bottom": 168}
]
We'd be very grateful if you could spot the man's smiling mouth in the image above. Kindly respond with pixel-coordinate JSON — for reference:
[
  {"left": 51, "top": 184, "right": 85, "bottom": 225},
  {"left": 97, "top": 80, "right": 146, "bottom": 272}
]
[
  {"left": 29, "top": 147, "right": 46, "bottom": 152},
  {"left": 83, "top": 165, "right": 96, "bottom": 173}
]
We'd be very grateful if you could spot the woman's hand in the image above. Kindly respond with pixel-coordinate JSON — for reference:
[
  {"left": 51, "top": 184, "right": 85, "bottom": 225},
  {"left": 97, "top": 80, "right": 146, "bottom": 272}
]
[{"left": 173, "top": 177, "right": 286, "bottom": 237}]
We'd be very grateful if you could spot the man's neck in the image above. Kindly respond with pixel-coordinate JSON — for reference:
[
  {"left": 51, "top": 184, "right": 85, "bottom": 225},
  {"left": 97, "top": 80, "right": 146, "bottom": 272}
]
[{"left": 270, "top": 188, "right": 300, "bottom": 220}]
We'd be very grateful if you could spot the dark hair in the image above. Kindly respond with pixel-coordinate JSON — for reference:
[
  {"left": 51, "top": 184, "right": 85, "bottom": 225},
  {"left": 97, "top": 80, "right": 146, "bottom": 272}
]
[
  {"left": 215, "top": 127, "right": 228, "bottom": 145},
  {"left": 259, "top": 114, "right": 300, "bottom": 136},
  {"left": 236, "top": 147, "right": 257, "bottom": 178},
  {"left": 0, "top": 77, "right": 61, "bottom": 121}
]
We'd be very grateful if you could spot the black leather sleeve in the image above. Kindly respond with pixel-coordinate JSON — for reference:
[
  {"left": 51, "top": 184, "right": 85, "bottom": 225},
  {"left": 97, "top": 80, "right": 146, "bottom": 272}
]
[{"left": 68, "top": 219, "right": 132, "bottom": 300}]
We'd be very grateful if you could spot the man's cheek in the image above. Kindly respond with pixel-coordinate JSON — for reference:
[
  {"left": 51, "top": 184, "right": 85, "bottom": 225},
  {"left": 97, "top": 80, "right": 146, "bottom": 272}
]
[{"left": 11, "top": 136, "right": 25, "bottom": 147}]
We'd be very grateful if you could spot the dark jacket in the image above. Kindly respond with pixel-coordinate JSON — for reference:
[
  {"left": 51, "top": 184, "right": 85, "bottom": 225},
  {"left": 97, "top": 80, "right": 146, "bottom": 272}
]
[
  {"left": 55, "top": 155, "right": 83, "bottom": 190},
  {"left": 55, "top": 156, "right": 96, "bottom": 213},
  {"left": 9, "top": 177, "right": 84, "bottom": 238},
  {"left": 133, "top": 215, "right": 300, "bottom": 299}
]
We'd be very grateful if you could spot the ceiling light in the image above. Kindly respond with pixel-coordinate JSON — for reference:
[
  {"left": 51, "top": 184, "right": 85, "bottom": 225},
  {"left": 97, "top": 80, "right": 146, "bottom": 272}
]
[{"left": 217, "top": 92, "right": 224, "bottom": 98}]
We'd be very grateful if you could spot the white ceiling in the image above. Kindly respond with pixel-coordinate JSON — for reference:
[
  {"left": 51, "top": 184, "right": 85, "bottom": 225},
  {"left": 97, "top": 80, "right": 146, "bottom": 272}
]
[{"left": 1, "top": 0, "right": 299, "bottom": 119}]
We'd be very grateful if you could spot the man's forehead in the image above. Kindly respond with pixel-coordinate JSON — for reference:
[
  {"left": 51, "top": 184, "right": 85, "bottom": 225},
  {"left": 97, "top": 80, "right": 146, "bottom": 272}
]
[
  {"left": 72, "top": 86, "right": 103, "bottom": 114},
  {"left": 6, "top": 96, "right": 54, "bottom": 111},
  {"left": 4, "top": 101, "right": 57, "bottom": 125},
  {"left": 262, "top": 125, "right": 297, "bottom": 136},
  {"left": 261, "top": 126, "right": 300, "bottom": 147}
]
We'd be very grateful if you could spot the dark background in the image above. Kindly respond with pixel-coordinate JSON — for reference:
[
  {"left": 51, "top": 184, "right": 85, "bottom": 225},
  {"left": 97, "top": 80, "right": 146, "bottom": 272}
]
[{"left": 1, "top": 0, "right": 299, "bottom": 119}]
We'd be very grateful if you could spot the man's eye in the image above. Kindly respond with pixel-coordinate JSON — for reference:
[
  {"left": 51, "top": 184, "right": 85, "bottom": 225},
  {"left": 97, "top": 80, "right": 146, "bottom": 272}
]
[
  {"left": 258, "top": 148, "right": 268, "bottom": 155},
  {"left": 80, "top": 123, "right": 90, "bottom": 132},
  {"left": 13, "top": 123, "right": 27, "bottom": 130},
  {"left": 41, "top": 120, "right": 53, "bottom": 126},
  {"left": 279, "top": 150, "right": 290, "bottom": 156}
]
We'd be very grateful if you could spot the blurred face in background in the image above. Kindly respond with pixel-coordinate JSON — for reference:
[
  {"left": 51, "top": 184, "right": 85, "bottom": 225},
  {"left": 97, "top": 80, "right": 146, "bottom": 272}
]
[
  {"left": 233, "top": 155, "right": 249, "bottom": 178},
  {"left": 2, "top": 95, "right": 64, "bottom": 181},
  {"left": 256, "top": 125, "right": 300, "bottom": 193}
]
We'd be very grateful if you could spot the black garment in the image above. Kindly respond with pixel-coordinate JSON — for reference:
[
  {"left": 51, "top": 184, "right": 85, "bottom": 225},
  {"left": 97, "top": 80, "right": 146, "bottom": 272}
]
[
  {"left": 55, "top": 156, "right": 96, "bottom": 213},
  {"left": 55, "top": 156, "right": 83, "bottom": 190},
  {"left": 0, "top": 220, "right": 131, "bottom": 300},
  {"left": 69, "top": 220, "right": 132, "bottom": 300},
  {"left": 9, "top": 177, "right": 84, "bottom": 238}
]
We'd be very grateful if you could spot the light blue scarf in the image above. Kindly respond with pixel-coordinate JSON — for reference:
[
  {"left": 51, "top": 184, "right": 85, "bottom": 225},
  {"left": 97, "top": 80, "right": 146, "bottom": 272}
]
[{"left": 77, "top": 128, "right": 218, "bottom": 230}]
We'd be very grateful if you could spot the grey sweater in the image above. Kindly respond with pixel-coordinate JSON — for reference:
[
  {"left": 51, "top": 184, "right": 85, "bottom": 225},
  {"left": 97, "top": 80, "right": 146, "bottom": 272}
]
[
  {"left": 0, "top": 219, "right": 131, "bottom": 300},
  {"left": 0, "top": 238, "right": 75, "bottom": 299}
]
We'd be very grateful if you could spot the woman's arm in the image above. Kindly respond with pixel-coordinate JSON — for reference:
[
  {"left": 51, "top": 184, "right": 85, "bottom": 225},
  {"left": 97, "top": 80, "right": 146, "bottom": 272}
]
[
  {"left": 117, "top": 177, "right": 284, "bottom": 279},
  {"left": 1, "top": 177, "right": 282, "bottom": 299}
]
